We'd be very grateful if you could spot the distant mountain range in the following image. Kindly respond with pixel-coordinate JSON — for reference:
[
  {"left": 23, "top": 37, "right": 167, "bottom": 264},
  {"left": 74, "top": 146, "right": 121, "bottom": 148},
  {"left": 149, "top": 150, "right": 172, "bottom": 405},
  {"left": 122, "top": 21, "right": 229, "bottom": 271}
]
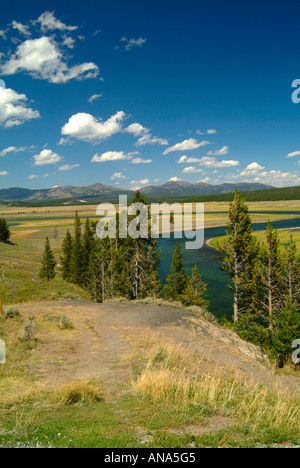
[{"left": 0, "top": 181, "right": 273, "bottom": 202}]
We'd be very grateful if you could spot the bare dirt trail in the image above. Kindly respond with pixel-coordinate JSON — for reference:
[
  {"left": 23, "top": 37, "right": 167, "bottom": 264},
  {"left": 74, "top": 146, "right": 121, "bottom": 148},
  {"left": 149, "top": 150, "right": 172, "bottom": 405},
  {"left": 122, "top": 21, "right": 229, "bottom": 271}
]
[{"left": 18, "top": 301, "right": 299, "bottom": 395}]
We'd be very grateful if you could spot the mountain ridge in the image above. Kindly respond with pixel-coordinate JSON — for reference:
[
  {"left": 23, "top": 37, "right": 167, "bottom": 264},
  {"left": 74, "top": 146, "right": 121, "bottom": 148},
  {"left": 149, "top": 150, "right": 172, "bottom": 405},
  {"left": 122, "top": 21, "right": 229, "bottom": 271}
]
[{"left": 0, "top": 181, "right": 273, "bottom": 202}]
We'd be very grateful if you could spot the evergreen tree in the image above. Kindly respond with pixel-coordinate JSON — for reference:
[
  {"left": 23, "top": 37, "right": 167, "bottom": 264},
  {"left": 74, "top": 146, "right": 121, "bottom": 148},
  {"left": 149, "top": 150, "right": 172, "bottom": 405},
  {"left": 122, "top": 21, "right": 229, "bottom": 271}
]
[
  {"left": 87, "top": 240, "right": 106, "bottom": 302},
  {"left": 221, "top": 188, "right": 259, "bottom": 322},
  {"left": 70, "top": 212, "right": 86, "bottom": 285},
  {"left": 271, "top": 301, "right": 300, "bottom": 367},
  {"left": 60, "top": 230, "right": 73, "bottom": 281},
  {"left": 261, "top": 221, "right": 285, "bottom": 323},
  {"left": 182, "top": 264, "right": 209, "bottom": 309},
  {"left": 163, "top": 243, "right": 188, "bottom": 301},
  {"left": 83, "top": 218, "right": 96, "bottom": 266},
  {"left": 39, "top": 237, "right": 56, "bottom": 281},
  {"left": 0, "top": 218, "right": 11, "bottom": 243},
  {"left": 283, "top": 235, "right": 300, "bottom": 307},
  {"left": 148, "top": 271, "right": 161, "bottom": 300}
]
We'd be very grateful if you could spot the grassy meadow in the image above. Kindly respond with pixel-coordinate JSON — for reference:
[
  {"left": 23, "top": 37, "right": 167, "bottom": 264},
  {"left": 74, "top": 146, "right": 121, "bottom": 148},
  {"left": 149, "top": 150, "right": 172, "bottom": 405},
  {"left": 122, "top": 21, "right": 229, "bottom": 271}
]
[{"left": 0, "top": 201, "right": 299, "bottom": 448}]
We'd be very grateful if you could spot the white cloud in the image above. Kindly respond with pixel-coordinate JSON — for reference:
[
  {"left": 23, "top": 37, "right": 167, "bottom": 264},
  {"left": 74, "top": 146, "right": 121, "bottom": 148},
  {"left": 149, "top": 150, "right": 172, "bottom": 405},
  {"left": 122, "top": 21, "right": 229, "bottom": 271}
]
[
  {"left": 246, "top": 162, "right": 265, "bottom": 171},
  {"left": 119, "top": 37, "right": 147, "bottom": 51},
  {"left": 33, "top": 149, "right": 61, "bottom": 166},
  {"left": 0, "top": 171, "right": 9, "bottom": 176},
  {"left": 286, "top": 151, "right": 300, "bottom": 158},
  {"left": 197, "top": 156, "right": 239, "bottom": 168},
  {"left": 130, "top": 157, "right": 152, "bottom": 164},
  {"left": 182, "top": 166, "right": 203, "bottom": 173},
  {"left": 249, "top": 170, "right": 300, "bottom": 187},
  {"left": 0, "top": 86, "right": 40, "bottom": 128},
  {"left": 36, "top": 11, "right": 78, "bottom": 32},
  {"left": 91, "top": 151, "right": 132, "bottom": 163},
  {"left": 11, "top": 21, "right": 31, "bottom": 36},
  {"left": 206, "top": 129, "right": 217, "bottom": 135},
  {"left": 88, "top": 93, "right": 103, "bottom": 103},
  {"left": 62, "top": 36, "right": 75, "bottom": 49},
  {"left": 130, "top": 178, "right": 149, "bottom": 185},
  {"left": 0, "top": 145, "right": 33, "bottom": 157},
  {"left": 1, "top": 37, "right": 99, "bottom": 84},
  {"left": 125, "top": 123, "right": 149, "bottom": 137},
  {"left": 169, "top": 177, "right": 182, "bottom": 182},
  {"left": 62, "top": 111, "right": 126, "bottom": 142},
  {"left": 111, "top": 172, "right": 127, "bottom": 180},
  {"left": 136, "top": 134, "right": 168, "bottom": 146},
  {"left": 198, "top": 177, "right": 210, "bottom": 183},
  {"left": 178, "top": 155, "right": 203, "bottom": 164},
  {"left": 59, "top": 164, "right": 80, "bottom": 171},
  {"left": 28, "top": 172, "right": 53, "bottom": 179},
  {"left": 207, "top": 146, "right": 229, "bottom": 156},
  {"left": 163, "top": 138, "right": 211, "bottom": 155},
  {"left": 240, "top": 162, "right": 265, "bottom": 176}
]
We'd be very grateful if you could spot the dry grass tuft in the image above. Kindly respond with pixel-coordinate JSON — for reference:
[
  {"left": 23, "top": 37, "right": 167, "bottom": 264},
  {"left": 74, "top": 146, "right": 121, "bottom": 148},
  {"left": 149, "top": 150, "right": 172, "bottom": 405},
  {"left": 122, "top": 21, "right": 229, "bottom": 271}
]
[
  {"left": 133, "top": 342, "right": 300, "bottom": 438},
  {"left": 49, "top": 379, "right": 104, "bottom": 406}
]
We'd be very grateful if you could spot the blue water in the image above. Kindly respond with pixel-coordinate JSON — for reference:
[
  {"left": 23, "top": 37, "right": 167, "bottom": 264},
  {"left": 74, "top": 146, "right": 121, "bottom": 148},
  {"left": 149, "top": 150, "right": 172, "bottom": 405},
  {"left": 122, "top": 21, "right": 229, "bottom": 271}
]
[{"left": 158, "top": 216, "right": 300, "bottom": 320}]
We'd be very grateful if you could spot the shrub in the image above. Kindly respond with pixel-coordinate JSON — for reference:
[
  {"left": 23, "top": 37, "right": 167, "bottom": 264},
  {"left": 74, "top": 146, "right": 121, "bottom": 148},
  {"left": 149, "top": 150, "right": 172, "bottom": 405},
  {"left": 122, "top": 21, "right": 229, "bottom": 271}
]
[{"left": 4, "top": 306, "right": 21, "bottom": 320}]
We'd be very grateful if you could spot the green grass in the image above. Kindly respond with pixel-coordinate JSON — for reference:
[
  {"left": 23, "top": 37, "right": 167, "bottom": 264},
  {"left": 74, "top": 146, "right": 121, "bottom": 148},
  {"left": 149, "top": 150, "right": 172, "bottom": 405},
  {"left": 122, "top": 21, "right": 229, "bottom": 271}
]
[
  {"left": 210, "top": 229, "right": 300, "bottom": 252},
  {"left": 0, "top": 226, "right": 90, "bottom": 305}
]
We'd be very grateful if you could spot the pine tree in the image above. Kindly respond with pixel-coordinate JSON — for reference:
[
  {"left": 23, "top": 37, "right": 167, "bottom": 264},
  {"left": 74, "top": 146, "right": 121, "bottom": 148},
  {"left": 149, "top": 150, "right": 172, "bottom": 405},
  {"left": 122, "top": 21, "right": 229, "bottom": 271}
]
[
  {"left": 87, "top": 240, "right": 106, "bottom": 302},
  {"left": 221, "top": 188, "right": 259, "bottom": 322},
  {"left": 283, "top": 235, "right": 300, "bottom": 307},
  {"left": 271, "top": 301, "right": 300, "bottom": 367},
  {"left": 70, "top": 212, "right": 86, "bottom": 284},
  {"left": 148, "top": 271, "right": 161, "bottom": 300},
  {"left": 262, "top": 221, "right": 285, "bottom": 323},
  {"left": 60, "top": 230, "right": 73, "bottom": 281},
  {"left": 182, "top": 264, "right": 209, "bottom": 309},
  {"left": 39, "top": 237, "right": 56, "bottom": 281},
  {"left": 163, "top": 243, "right": 188, "bottom": 301},
  {"left": 83, "top": 218, "right": 95, "bottom": 267},
  {"left": 0, "top": 218, "right": 11, "bottom": 243}
]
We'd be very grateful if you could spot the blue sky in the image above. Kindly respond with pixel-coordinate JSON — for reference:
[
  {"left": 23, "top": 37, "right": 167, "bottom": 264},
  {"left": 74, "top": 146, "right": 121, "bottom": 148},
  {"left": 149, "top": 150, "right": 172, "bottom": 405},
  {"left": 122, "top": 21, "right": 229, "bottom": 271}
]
[{"left": 1, "top": 0, "right": 300, "bottom": 190}]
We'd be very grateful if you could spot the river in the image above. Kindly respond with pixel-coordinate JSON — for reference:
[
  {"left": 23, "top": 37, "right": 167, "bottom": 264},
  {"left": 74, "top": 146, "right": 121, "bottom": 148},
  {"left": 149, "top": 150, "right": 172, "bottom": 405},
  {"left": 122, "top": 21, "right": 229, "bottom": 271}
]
[{"left": 158, "top": 216, "right": 300, "bottom": 319}]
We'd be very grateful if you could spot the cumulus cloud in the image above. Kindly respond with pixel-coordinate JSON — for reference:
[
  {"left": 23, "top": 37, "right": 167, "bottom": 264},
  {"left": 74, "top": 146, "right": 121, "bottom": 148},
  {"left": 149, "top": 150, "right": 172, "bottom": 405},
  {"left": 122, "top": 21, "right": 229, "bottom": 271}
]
[
  {"left": 197, "top": 156, "right": 239, "bottom": 168},
  {"left": 207, "top": 146, "right": 229, "bottom": 156},
  {"left": 1, "top": 36, "right": 99, "bottom": 84},
  {"left": 169, "top": 177, "right": 182, "bottom": 182},
  {"left": 251, "top": 170, "right": 300, "bottom": 187},
  {"left": 286, "top": 151, "right": 300, "bottom": 158},
  {"left": 11, "top": 20, "right": 31, "bottom": 36},
  {"left": 125, "top": 123, "right": 149, "bottom": 137},
  {"left": 182, "top": 166, "right": 203, "bottom": 173},
  {"left": 36, "top": 11, "right": 78, "bottom": 32},
  {"left": 198, "top": 177, "right": 210, "bottom": 183},
  {"left": 59, "top": 164, "right": 80, "bottom": 171},
  {"left": 130, "top": 178, "right": 149, "bottom": 185},
  {"left": 163, "top": 138, "right": 211, "bottom": 155},
  {"left": 33, "top": 149, "right": 61, "bottom": 166},
  {"left": 119, "top": 36, "right": 147, "bottom": 51},
  {"left": 111, "top": 172, "right": 127, "bottom": 180},
  {"left": 130, "top": 157, "right": 152, "bottom": 164},
  {"left": 0, "top": 145, "right": 34, "bottom": 157},
  {"left": 136, "top": 134, "right": 168, "bottom": 146},
  {"left": 0, "top": 86, "right": 40, "bottom": 127},
  {"left": 91, "top": 151, "right": 133, "bottom": 163},
  {"left": 62, "top": 111, "right": 126, "bottom": 143},
  {"left": 240, "top": 162, "right": 265, "bottom": 176},
  {"left": 0, "top": 171, "right": 9, "bottom": 176},
  {"left": 178, "top": 155, "right": 203, "bottom": 164},
  {"left": 88, "top": 93, "right": 103, "bottom": 103},
  {"left": 206, "top": 129, "right": 217, "bottom": 135}
]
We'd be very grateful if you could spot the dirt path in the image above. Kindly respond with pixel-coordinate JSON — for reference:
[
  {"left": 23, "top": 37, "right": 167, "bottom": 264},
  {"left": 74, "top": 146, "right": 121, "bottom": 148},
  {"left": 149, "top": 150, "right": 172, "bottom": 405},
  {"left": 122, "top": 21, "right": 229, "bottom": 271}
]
[{"left": 18, "top": 301, "right": 299, "bottom": 395}]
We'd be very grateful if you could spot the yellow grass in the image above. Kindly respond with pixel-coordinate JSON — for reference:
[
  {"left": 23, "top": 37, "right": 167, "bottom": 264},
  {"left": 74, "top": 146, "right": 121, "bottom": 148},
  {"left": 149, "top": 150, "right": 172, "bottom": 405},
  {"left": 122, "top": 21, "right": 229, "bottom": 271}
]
[{"left": 133, "top": 342, "right": 300, "bottom": 437}]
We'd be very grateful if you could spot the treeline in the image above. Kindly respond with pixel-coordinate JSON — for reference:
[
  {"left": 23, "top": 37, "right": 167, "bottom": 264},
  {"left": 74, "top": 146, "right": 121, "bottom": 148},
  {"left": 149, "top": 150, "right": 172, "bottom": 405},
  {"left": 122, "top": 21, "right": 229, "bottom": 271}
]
[
  {"left": 219, "top": 189, "right": 300, "bottom": 367},
  {"left": 40, "top": 191, "right": 209, "bottom": 309}
]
